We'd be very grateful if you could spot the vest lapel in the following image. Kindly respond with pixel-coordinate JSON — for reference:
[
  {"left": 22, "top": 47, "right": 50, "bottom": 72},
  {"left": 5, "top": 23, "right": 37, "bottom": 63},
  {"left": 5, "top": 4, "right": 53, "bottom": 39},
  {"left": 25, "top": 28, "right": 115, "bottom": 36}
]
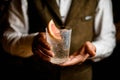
[
  {"left": 65, "top": 0, "right": 83, "bottom": 25},
  {"left": 44, "top": 0, "right": 61, "bottom": 19}
]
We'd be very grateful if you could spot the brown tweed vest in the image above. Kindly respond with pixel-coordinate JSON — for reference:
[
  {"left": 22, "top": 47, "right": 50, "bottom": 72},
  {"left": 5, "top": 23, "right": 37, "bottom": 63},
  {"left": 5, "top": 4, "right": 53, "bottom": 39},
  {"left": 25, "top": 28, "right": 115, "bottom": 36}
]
[
  {"left": 28, "top": 0, "right": 98, "bottom": 54},
  {"left": 28, "top": 0, "right": 98, "bottom": 80}
]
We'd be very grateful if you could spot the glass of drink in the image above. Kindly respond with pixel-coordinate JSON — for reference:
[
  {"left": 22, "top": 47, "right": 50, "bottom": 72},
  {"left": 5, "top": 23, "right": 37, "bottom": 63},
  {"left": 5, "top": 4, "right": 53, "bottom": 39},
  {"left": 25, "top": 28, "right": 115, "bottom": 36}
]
[{"left": 46, "top": 28, "right": 72, "bottom": 64}]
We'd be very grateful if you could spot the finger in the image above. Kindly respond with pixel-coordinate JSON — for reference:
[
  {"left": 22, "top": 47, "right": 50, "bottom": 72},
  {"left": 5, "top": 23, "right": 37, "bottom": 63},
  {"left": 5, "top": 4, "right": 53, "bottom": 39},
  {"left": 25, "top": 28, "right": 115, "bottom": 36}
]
[
  {"left": 85, "top": 41, "right": 96, "bottom": 56},
  {"left": 38, "top": 32, "right": 51, "bottom": 50},
  {"left": 37, "top": 45, "right": 54, "bottom": 57},
  {"left": 69, "top": 52, "right": 78, "bottom": 59},
  {"left": 69, "top": 44, "right": 86, "bottom": 60},
  {"left": 70, "top": 44, "right": 85, "bottom": 59},
  {"left": 59, "top": 54, "right": 89, "bottom": 66},
  {"left": 35, "top": 49, "right": 51, "bottom": 61}
]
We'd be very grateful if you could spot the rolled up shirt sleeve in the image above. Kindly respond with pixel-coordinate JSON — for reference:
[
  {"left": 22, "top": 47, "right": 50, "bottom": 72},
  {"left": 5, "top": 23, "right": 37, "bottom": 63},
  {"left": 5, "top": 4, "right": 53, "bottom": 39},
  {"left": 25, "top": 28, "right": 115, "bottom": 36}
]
[
  {"left": 91, "top": 0, "right": 116, "bottom": 62},
  {"left": 2, "top": 0, "right": 38, "bottom": 58}
]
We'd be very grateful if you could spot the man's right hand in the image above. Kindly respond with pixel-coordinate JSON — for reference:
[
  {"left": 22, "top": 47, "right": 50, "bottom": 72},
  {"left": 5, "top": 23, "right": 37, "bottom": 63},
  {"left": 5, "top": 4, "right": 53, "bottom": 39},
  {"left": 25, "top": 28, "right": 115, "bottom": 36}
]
[{"left": 32, "top": 32, "right": 54, "bottom": 62}]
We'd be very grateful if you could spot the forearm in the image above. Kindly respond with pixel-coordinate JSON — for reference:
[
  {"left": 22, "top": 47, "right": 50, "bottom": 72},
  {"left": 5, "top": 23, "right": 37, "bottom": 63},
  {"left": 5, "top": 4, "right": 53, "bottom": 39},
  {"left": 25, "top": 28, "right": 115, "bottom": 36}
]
[
  {"left": 92, "top": 35, "right": 116, "bottom": 62},
  {"left": 2, "top": 29, "right": 38, "bottom": 58},
  {"left": 90, "top": 0, "right": 116, "bottom": 62},
  {"left": 1, "top": 0, "right": 38, "bottom": 58}
]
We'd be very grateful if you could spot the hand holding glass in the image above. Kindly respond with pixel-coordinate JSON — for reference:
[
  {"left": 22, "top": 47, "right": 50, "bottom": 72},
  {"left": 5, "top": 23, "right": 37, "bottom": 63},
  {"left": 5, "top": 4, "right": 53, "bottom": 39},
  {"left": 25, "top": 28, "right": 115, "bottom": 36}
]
[{"left": 46, "top": 28, "right": 72, "bottom": 64}]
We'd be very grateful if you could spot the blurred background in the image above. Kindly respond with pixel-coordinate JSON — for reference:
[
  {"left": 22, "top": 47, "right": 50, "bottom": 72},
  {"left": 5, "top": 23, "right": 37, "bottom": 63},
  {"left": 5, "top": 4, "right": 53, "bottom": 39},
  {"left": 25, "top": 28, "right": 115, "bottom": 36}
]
[{"left": 0, "top": 0, "right": 120, "bottom": 79}]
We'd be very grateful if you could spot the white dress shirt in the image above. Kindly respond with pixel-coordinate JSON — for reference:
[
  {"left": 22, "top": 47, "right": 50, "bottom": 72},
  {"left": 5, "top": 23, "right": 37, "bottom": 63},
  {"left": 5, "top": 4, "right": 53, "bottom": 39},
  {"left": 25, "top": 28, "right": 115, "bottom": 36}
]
[
  {"left": 56, "top": 0, "right": 72, "bottom": 22},
  {"left": 2, "top": 0, "right": 116, "bottom": 62}
]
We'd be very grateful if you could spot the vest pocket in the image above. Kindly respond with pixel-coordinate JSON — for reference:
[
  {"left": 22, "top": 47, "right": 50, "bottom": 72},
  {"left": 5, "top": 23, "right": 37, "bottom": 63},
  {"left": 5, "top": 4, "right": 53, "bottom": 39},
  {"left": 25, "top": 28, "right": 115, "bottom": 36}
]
[{"left": 81, "top": 15, "right": 94, "bottom": 22}]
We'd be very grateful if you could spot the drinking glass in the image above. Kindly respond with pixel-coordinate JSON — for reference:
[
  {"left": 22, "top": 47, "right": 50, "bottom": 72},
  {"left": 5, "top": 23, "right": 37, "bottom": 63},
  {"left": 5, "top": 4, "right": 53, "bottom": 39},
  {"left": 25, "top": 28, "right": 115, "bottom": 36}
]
[{"left": 46, "top": 28, "right": 72, "bottom": 64}]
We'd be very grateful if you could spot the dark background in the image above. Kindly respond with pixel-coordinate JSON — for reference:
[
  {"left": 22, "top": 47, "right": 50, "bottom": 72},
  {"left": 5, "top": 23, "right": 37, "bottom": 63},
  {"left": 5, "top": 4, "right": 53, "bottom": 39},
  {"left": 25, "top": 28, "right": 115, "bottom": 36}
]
[
  {"left": 0, "top": 0, "right": 120, "bottom": 79},
  {"left": 93, "top": 0, "right": 120, "bottom": 80}
]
